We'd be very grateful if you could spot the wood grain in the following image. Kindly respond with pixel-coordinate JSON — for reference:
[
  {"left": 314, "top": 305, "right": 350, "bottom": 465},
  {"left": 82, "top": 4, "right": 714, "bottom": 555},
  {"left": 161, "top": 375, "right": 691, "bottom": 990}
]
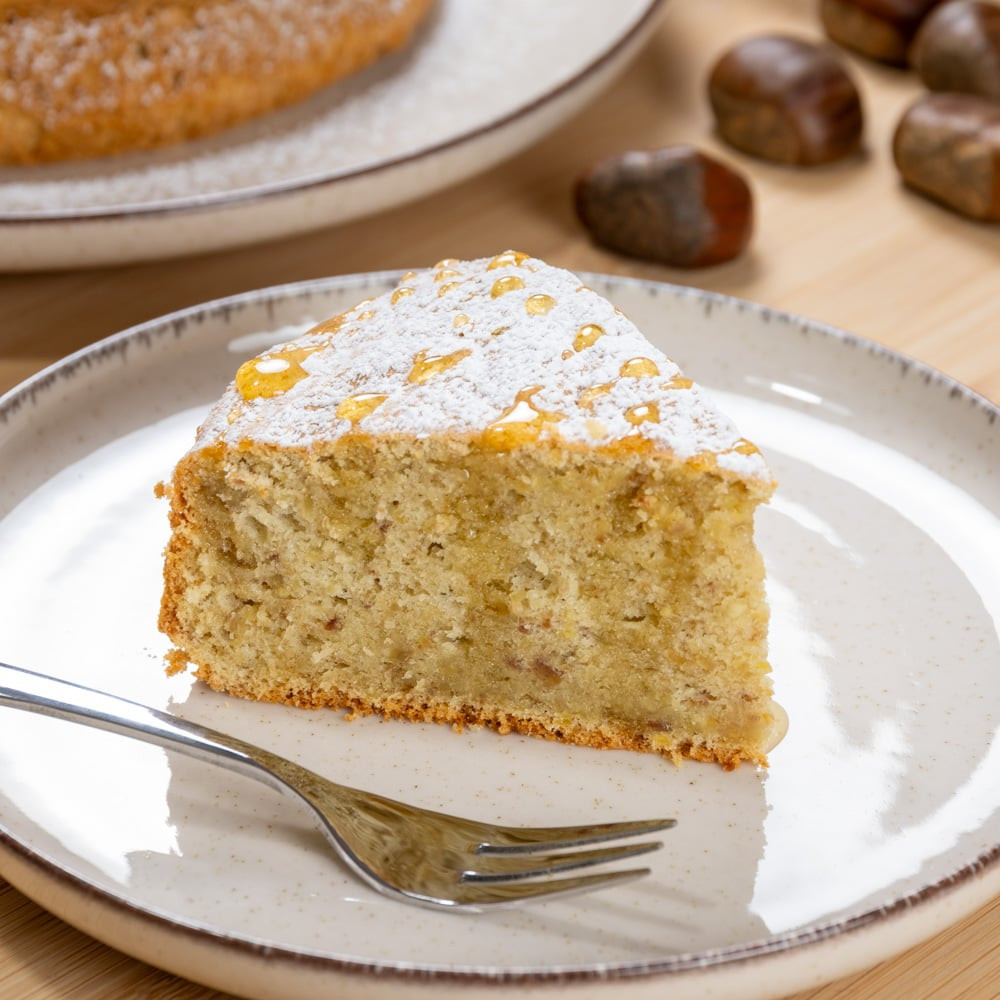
[{"left": 2, "top": 1, "right": 999, "bottom": 997}]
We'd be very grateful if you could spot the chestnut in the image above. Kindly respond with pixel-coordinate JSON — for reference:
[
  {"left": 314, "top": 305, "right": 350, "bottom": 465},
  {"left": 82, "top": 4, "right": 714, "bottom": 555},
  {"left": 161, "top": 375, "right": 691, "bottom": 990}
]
[
  {"left": 911, "top": 0, "right": 1000, "bottom": 100},
  {"left": 819, "top": 0, "right": 945, "bottom": 66},
  {"left": 574, "top": 146, "right": 754, "bottom": 268},
  {"left": 893, "top": 92, "right": 1000, "bottom": 221},
  {"left": 708, "top": 35, "right": 864, "bottom": 165}
]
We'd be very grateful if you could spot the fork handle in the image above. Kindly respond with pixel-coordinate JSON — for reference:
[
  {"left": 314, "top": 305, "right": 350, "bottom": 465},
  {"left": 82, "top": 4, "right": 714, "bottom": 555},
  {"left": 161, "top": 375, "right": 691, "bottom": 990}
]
[
  {"left": 0, "top": 661, "right": 288, "bottom": 793},
  {"left": 0, "top": 661, "right": 392, "bottom": 893}
]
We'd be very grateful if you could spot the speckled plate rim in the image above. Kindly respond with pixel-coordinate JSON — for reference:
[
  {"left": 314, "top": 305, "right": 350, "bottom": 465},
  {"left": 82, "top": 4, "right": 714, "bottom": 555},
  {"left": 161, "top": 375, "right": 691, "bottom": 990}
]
[
  {"left": 0, "top": 0, "right": 667, "bottom": 225},
  {"left": 1, "top": 272, "right": 1000, "bottom": 1000}
]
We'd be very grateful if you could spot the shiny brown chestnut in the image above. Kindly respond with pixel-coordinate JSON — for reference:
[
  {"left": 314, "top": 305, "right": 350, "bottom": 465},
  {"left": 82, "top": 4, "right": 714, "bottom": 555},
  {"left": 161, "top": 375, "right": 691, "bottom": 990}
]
[
  {"left": 708, "top": 35, "right": 864, "bottom": 165},
  {"left": 911, "top": 0, "right": 1000, "bottom": 100},
  {"left": 819, "top": 0, "right": 945, "bottom": 66},
  {"left": 574, "top": 146, "right": 753, "bottom": 268},
  {"left": 893, "top": 92, "right": 1000, "bottom": 221}
]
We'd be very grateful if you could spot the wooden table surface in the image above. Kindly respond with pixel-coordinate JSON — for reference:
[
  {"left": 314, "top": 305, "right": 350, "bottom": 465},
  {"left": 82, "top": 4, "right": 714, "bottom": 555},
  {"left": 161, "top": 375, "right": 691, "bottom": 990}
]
[{"left": 2, "top": 1, "right": 999, "bottom": 997}]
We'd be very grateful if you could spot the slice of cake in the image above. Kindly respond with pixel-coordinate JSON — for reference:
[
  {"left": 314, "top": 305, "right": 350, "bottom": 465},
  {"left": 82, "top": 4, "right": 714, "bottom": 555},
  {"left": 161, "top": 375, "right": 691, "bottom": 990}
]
[{"left": 158, "top": 252, "right": 782, "bottom": 768}]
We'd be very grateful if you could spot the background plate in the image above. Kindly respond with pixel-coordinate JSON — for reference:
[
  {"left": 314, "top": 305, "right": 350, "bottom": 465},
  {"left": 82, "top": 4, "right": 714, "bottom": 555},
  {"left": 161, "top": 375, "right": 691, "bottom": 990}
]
[
  {"left": 1, "top": 273, "right": 999, "bottom": 1000},
  {"left": 0, "top": 0, "right": 664, "bottom": 271}
]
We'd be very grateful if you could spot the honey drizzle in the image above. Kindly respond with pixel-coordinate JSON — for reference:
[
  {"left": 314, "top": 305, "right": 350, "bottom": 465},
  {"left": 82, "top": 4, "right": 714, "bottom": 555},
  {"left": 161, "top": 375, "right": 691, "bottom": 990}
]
[
  {"left": 336, "top": 393, "right": 388, "bottom": 425},
  {"left": 619, "top": 357, "right": 660, "bottom": 378},
  {"left": 482, "top": 386, "right": 566, "bottom": 449},
  {"left": 490, "top": 275, "right": 525, "bottom": 298},
  {"left": 235, "top": 344, "right": 322, "bottom": 401},
  {"left": 577, "top": 381, "right": 615, "bottom": 410},
  {"left": 487, "top": 250, "right": 530, "bottom": 270},
  {"left": 525, "top": 293, "right": 556, "bottom": 315},
  {"left": 408, "top": 348, "right": 472, "bottom": 384},
  {"left": 625, "top": 402, "right": 661, "bottom": 426},
  {"left": 311, "top": 312, "right": 346, "bottom": 336},
  {"left": 231, "top": 258, "right": 695, "bottom": 450},
  {"left": 724, "top": 437, "right": 760, "bottom": 457},
  {"left": 573, "top": 323, "right": 604, "bottom": 351}
]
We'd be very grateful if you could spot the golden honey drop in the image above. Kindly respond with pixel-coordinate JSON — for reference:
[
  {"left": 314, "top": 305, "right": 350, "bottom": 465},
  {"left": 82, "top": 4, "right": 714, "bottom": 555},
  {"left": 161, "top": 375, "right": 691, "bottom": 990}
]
[
  {"left": 491, "top": 275, "right": 525, "bottom": 298},
  {"left": 437, "top": 281, "right": 462, "bottom": 297},
  {"left": 573, "top": 323, "right": 604, "bottom": 351},
  {"left": 666, "top": 375, "right": 693, "bottom": 390},
  {"left": 729, "top": 438, "right": 760, "bottom": 456},
  {"left": 482, "top": 386, "right": 566, "bottom": 449},
  {"left": 487, "top": 250, "right": 530, "bottom": 270},
  {"left": 578, "top": 381, "right": 615, "bottom": 410},
  {"left": 235, "top": 346, "right": 318, "bottom": 401},
  {"left": 434, "top": 268, "right": 461, "bottom": 282},
  {"left": 336, "top": 392, "right": 387, "bottom": 425},
  {"left": 391, "top": 287, "right": 414, "bottom": 304},
  {"left": 312, "top": 312, "right": 346, "bottom": 336},
  {"left": 525, "top": 293, "right": 556, "bottom": 315},
  {"left": 625, "top": 402, "right": 661, "bottom": 426},
  {"left": 620, "top": 357, "right": 660, "bottom": 378},
  {"left": 408, "top": 348, "right": 471, "bottom": 384},
  {"left": 453, "top": 312, "right": 470, "bottom": 328}
]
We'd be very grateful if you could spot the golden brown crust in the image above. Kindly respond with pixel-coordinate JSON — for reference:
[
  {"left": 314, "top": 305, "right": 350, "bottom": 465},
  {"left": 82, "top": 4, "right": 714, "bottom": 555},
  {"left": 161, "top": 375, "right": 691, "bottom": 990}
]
[
  {"left": 0, "top": 0, "right": 435, "bottom": 164},
  {"left": 186, "top": 658, "right": 764, "bottom": 770}
]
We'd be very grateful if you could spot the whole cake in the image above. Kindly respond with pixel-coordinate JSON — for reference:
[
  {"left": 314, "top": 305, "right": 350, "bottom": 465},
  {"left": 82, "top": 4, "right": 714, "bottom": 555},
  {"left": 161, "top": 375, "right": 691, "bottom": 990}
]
[
  {"left": 158, "top": 252, "right": 782, "bottom": 768},
  {"left": 0, "top": 0, "right": 435, "bottom": 164}
]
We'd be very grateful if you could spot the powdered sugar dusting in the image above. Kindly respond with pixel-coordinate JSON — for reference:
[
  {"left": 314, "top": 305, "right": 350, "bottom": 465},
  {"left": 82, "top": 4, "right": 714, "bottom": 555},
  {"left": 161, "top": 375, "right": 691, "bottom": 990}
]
[{"left": 195, "top": 254, "right": 772, "bottom": 483}]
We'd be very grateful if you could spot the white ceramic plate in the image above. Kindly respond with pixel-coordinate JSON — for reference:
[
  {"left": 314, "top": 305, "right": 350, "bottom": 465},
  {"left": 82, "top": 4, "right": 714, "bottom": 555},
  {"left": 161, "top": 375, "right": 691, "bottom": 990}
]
[
  {"left": 1, "top": 272, "right": 999, "bottom": 1000},
  {"left": 0, "top": 0, "right": 664, "bottom": 272}
]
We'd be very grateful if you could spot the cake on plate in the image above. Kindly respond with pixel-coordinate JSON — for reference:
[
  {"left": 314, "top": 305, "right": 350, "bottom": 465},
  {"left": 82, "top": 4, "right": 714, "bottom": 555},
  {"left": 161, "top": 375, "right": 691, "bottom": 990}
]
[
  {"left": 158, "top": 252, "right": 782, "bottom": 768},
  {"left": 0, "top": 0, "right": 435, "bottom": 164}
]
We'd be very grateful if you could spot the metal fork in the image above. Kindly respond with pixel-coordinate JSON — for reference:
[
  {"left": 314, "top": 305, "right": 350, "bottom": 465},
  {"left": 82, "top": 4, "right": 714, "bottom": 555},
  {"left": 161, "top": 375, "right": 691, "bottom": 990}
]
[{"left": 0, "top": 662, "right": 675, "bottom": 911}]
